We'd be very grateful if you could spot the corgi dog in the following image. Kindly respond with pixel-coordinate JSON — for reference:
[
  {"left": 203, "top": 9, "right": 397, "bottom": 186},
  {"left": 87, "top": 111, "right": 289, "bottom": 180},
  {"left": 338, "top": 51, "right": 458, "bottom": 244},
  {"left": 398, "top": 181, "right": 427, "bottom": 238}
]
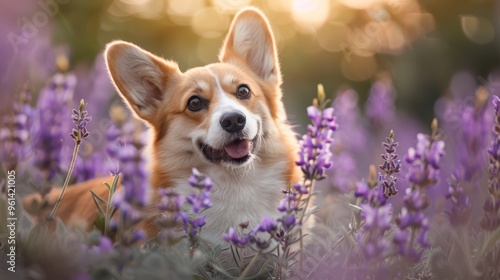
[{"left": 24, "top": 7, "right": 303, "bottom": 246}]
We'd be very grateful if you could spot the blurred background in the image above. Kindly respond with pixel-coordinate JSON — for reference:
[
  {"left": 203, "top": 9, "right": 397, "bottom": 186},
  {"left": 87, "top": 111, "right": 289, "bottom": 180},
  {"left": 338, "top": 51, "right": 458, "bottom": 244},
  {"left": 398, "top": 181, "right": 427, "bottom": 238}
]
[
  {"left": 2, "top": 0, "right": 500, "bottom": 125},
  {"left": 1, "top": 0, "right": 499, "bottom": 199}
]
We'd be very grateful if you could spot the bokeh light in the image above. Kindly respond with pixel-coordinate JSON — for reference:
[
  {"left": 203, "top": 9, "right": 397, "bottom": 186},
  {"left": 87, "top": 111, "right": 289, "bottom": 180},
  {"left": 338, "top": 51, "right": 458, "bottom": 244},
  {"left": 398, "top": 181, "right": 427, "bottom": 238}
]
[
  {"left": 291, "top": 0, "right": 330, "bottom": 32},
  {"left": 167, "top": 0, "right": 205, "bottom": 25},
  {"left": 461, "top": 15, "right": 495, "bottom": 45},
  {"left": 191, "top": 7, "right": 230, "bottom": 38}
]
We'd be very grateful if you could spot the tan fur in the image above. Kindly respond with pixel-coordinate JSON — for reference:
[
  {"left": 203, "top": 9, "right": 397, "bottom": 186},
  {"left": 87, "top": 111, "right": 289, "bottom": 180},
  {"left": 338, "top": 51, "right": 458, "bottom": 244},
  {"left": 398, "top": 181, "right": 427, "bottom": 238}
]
[
  {"left": 23, "top": 176, "right": 115, "bottom": 230},
  {"left": 23, "top": 7, "right": 304, "bottom": 242}
]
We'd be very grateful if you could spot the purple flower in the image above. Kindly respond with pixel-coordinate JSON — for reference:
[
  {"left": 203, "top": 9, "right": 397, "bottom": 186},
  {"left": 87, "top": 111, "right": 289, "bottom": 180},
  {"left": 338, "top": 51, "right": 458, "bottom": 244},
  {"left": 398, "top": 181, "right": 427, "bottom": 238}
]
[
  {"left": 293, "top": 183, "right": 308, "bottom": 195},
  {"left": 106, "top": 119, "right": 149, "bottom": 209},
  {"left": 365, "top": 78, "right": 396, "bottom": 128},
  {"left": 393, "top": 188, "right": 431, "bottom": 261},
  {"left": 32, "top": 71, "right": 76, "bottom": 182},
  {"left": 354, "top": 181, "right": 387, "bottom": 207},
  {"left": 452, "top": 89, "right": 490, "bottom": 183},
  {"left": 253, "top": 216, "right": 278, "bottom": 233},
  {"left": 297, "top": 105, "right": 337, "bottom": 179},
  {"left": 188, "top": 168, "right": 213, "bottom": 191},
  {"left": 128, "top": 229, "right": 146, "bottom": 245},
  {"left": 357, "top": 203, "right": 393, "bottom": 260},
  {"left": 157, "top": 189, "right": 184, "bottom": 212},
  {"left": 0, "top": 83, "right": 34, "bottom": 172},
  {"left": 278, "top": 191, "right": 299, "bottom": 213},
  {"left": 327, "top": 89, "right": 368, "bottom": 193},
  {"left": 390, "top": 125, "right": 443, "bottom": 262},
  {"left": 392, "top": 228, "right": 409, "bottom": 255},
  {"left": 362, "top": 204, "right": 392, "bottom": 230},
  {"left": 379, "top": 130, "right": 401, "bottom": 198},
  {"left": 82, "top": 235, "right": 114, "bottom": 255},
  {"left": 445, "top": 176, "right": 472, "bottom": 227},
  {"left": 223, "top": 215, "right": 282, "bottom": 250},
  {"left": 222, "top": 227, "right": 250, "bottom": 247},
  {"left": 191, "top": 215, "right": 206, "bottom": 228},
  {"left": 184, "top": 168, "right": 213, "bottom": 214},
  {"left": 157, "top": 168, "right": 213, "bottom": 241},
  {"left": 69, "top": 100, "right": 92, "bottom": 144},
  {"left": 105, "top": 116, "right": 149, "bottom": 242},
  {"left": 73, "top": 151, "right": 104, "bottom": 183},
  {"left": 354, "top": 181, "right": 371, "bottom": 199},
  {"left": 282, "top": 215, "right": 296, "bottom": 229},
  {"left": 406, "top": 133, "right": 445, "bottom": 187},
  {"left": 355, "top": 167, "right": 393, "bottom": 261},
  {"left": 89, "top": 236, "right": 113, "bottom": 254},
  {"left": 481, "top": 95, "right": 500, "bottom": 231}
]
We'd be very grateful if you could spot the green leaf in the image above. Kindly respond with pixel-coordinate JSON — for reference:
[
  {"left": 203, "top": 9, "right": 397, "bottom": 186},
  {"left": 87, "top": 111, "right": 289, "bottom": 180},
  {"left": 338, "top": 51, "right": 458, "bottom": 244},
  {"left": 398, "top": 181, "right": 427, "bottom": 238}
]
[
  {"left": 196, "top": 267, "right": 213, "bottom": 280},
  {"left": 111, "top": 174, "right": 120, "bottom": 193},
  {"left": 348, "top": 203, "right": 362, "bottom": 212},
  {"left": 109, "top": 206, "right": 118, "bottom": 218},
  {"left": 230, "top": 245, "right": 241, "bottom": 268},
  {"left": 90, "top": 190, "right": 105, "bottom": 215},
  {"left": 90, "top": 190, "right": 107, "bottom": 204}
]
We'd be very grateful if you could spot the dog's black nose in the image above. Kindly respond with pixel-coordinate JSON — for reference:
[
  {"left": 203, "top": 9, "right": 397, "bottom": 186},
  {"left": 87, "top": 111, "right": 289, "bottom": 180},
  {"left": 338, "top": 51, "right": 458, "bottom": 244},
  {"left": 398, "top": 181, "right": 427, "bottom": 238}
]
[{"left": 220, "top": 111, "right": 246, "bottom": 133}]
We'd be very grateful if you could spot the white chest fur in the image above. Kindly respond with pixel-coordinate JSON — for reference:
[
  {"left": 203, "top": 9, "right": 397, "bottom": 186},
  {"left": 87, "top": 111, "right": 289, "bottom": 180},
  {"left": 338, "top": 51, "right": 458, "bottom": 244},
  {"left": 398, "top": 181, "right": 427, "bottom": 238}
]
[{"left": 173, "top": 161, "right": 287, "bottom": 245}]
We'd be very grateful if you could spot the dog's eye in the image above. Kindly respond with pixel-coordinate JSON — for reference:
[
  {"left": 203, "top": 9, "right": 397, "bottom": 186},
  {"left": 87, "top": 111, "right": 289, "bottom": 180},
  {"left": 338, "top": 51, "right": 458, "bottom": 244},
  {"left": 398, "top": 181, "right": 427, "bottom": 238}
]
[
  {"left": 236, "top": 84, "right": 251, "bottom": 99},
  {"left": 187, "top": 96, "right": 203, "bottom": 111}
]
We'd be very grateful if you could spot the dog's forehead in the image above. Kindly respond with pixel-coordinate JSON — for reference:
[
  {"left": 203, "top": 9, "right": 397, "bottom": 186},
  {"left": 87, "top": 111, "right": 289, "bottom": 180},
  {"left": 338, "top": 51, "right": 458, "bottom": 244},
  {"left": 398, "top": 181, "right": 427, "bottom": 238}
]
[{"left": 184, "top": 64, "right": 246, "bottom": 96}]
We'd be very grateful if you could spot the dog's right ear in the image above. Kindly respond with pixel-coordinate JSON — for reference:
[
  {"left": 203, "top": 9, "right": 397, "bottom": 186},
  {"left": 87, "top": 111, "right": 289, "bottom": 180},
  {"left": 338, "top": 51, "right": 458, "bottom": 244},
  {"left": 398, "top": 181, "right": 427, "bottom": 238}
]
[{"left": 105, "top": 41, "right": 180, "bottom": 124}]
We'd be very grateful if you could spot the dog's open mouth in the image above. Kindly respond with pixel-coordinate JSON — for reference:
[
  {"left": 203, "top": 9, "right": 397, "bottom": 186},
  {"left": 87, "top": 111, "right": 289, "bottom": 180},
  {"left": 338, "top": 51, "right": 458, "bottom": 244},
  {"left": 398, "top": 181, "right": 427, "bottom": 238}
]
[{"left": 200, "top": 138, "right": 254, "bottom": 164}]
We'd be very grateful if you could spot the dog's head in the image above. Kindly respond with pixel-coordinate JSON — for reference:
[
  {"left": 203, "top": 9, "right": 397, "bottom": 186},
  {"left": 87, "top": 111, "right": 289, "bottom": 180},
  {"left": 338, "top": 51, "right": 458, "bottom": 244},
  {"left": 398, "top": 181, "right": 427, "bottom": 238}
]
[{"left": 105, "top": 8, "right": 291, "bottom": 172}]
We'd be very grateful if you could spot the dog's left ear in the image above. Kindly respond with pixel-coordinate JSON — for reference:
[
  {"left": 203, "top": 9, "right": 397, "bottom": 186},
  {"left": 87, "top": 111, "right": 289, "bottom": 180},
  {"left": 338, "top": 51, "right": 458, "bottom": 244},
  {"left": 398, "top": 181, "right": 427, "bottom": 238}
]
[{"left": 220, "top": 8, "right": 280, "bottom": 85}]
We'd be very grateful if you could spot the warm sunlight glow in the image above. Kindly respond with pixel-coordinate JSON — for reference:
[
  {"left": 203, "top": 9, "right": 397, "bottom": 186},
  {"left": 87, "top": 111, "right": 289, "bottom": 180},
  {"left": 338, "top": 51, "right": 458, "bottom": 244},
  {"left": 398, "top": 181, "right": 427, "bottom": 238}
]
[
  {"left": 292, "top": 0, "right": 330, "bottom": 32},
  {"left": 212, "top": 0, "right": 251, "bottom": 12},
  {"left": 340, "top": 0, "right": 380, "bottom": 10},
  {"left": 191, "top": 7, "right": 229, "bottom": 38},
  {"left": 316, "top": 21, "right": 350, "bottom": 52},
  {"left": 167, "top": 0, "right": 204, "bottom": 25},
  {"left": 112, "top": 0, "right": 164, "bottom": 19}
]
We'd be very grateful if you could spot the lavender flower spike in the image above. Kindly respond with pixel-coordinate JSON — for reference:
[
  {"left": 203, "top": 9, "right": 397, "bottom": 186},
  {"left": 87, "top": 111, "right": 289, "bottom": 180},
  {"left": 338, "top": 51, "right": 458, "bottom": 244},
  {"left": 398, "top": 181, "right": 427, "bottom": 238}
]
[
  {"left": 481, "top": 95, "right": 500, "bottom": 230},
  {"left": 47, "top": 99, "right": 92, "bottom": 220},
  {"left": 222, "top": 227, "right": 249, "bottom": 247},
  {"left": 394, "top": 120, "right": 444, "bottom": 261},
  {"left": 379, "top": 130, "right": 401, "bottom": 198},
  {"left": 70, "top": 100, "right": 91, "bottom": 144},
  {"left": 365, "top": 76, "right": 396, "bottom": 128},
  {"left": 406, "top": 133, "right": 445, "bottom": 187},
  {"left": 453, "top": 87, "right": 490, "bottom": 183},
  {"left": 105, "top": 115, "right": 149, "bottom": 244},
  {"left": 0, "top": 83, "right": 34, "bottom": 172},
  {"left": 32, "top": 69, "right": 76, "bottom": 182},
  {"left": 296, "top": 104, "right": 338, "bottom": 179},
  {"left": 157, "top": 168, "right": 213, "bottom": 243},
  {"left": 445, "top": 175, "right": 471, "bottom": 227},
  {"left": 357, "top": 203, "right": 393, "bottom": 260}
]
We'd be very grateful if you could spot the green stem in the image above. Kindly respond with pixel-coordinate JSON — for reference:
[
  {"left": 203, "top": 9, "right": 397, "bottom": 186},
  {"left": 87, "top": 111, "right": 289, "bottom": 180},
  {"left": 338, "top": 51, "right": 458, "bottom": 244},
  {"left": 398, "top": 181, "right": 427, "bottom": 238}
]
[
  {"left": 276, "top": 246, "right": 281, "bottom": 280},
  {"left": 238, "top": 251, "right": 261, "bottom": 279},
  {"left": 104, "top": 175, "right": 119, "bottom": 236},
  {"left": 297, "top": 178, "right": 315, "bottom": 278},
  {"left": 47, "top": 140, "right": 81, "bottom": 221},
  {"left": 238, "top": 246, "right": 244, "bottom": 274}
]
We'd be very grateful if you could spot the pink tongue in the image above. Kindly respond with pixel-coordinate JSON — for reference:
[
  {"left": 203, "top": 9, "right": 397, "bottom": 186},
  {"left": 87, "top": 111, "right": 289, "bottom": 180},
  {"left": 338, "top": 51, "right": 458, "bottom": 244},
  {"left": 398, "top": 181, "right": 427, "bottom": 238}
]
[{"left": 224, "top": 140, "right": 250, "bottom": 159}]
